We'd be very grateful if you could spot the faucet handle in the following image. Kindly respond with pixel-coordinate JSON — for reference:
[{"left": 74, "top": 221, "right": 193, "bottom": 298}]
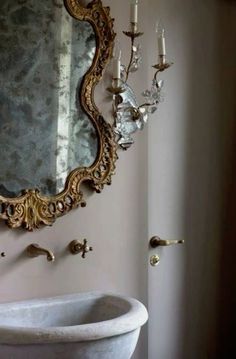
[
  {"left": 69, "top": 239, "right": 93, "bottom": 259},
  {"left": 81, "top": 239, "right": 93, "bottom": 259}
]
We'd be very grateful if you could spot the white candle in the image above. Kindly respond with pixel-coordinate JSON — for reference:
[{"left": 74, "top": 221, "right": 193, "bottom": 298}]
[
  {"left": 113, "top": 48, "right": 121, "bottom": 79},
  {"left": 156, "top": 21, "right": 166, "bottom": 56},
  {"left": 158, "top": 35, "right": 166, "bottom": 56},
  {"left": 130, "top": 0, "right": 138, "bottom": 24},
  {"left": 113, "top": 58, "right": 121, "bottom": 79}
]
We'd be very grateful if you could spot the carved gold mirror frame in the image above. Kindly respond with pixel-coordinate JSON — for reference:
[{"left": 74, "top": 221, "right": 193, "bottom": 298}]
[{"left": 0, "top": 0, "right": 117, "bottom": 231}]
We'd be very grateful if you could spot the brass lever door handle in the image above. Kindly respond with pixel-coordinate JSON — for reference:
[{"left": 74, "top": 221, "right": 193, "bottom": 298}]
[{"left": 150, "top": 236, "right": 184, "bottom": 248}]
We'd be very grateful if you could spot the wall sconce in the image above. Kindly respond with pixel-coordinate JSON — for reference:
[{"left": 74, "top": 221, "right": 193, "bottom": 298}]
[{"left": 108, "top": 1, "right": 173, "bottom": 150}]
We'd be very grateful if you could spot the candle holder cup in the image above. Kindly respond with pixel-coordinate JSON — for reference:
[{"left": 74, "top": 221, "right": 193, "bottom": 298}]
[{"left": 107, "top": 78, "right": 126, "bottom": 95}]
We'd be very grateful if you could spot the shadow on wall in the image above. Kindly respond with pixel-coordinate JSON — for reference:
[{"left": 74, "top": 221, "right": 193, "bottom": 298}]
[
  {"left": 182, "top": 1, "right": 236, "bottom": 359},
  {"left": 218, "top": 112, "right": 236, "bottom": 358},
  {"left": 217, "top": 0, "right": 236, "bottom": 357}
]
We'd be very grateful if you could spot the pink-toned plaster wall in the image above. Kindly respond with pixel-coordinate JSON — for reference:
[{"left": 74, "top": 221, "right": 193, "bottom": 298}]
[
  {"left": 147, "top": 0, "right": 236, "bottom": 358},
  {"left": 0, "top": 1, "right": 148, "bottom": 358},
  {"left": 0, "top": 1, "right": 235, "bottom": 359},
  {"left": 0, "top": 0, "right": 148, "bottom": 303}
]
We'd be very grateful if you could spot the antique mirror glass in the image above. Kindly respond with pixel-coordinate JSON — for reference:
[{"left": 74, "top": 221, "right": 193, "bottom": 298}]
[
  {"left": 0, "top": 0, "right": 97, "bottom": 197},
  {"left": 0, "top": 0, "right": 117, "bottom": 230}
]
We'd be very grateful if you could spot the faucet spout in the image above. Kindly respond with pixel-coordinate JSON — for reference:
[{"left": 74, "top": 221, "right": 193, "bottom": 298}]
[{"left": 26, "top": 244, "right": 55, "bottom": 262}]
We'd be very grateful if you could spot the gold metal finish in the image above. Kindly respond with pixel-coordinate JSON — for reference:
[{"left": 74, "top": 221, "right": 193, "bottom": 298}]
[
  {"left": 123, "top": 29, "right": 144, "bottom": 82},
  {"left": 0, "top": 0, "right": 118, "bottom": 231},
  {"left": 26, "top": 243, "right": 55, "bottom": 262},
  {"left": 152, "top": 55, "right": 173, "bottom": 72},
  {"left": 150, "top": 236, "right": 184, "bottom": 248},
  {"left": 114, "top": 24, "right": 173, "bottom": 125},
  {"left": 107, "top": 86, "right": 126, "bottom": 95},
  {"left": 137, "top": 56, "right": 173, "bottom": 112},
  {"left": 123, "top": 31, "right": 144, "bottom": 39},
  {"left": 150, "top": 255, "right": 160, "bottom": 267},
  {"left": 123, "top": 22, "right": 144, "bottom": 39},
  {"left": 107, "top": 78, "right": 126, "bottom": 95},
  {"left": 69, "top": 239, "right": 93, "bottom": 259}
]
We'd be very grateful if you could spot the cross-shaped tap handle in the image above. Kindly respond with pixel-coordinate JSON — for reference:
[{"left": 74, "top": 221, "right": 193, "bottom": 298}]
[
  {"left": 69, "top": 239, "right": 93, "bottom": 259},
  {"left": 80, "top": 239, "right": 93, "bottom": 258}
]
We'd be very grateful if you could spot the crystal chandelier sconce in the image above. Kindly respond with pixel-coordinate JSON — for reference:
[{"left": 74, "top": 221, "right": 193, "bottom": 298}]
[{"left": 108, "top": 1, "right": 173, "bottom": 150}]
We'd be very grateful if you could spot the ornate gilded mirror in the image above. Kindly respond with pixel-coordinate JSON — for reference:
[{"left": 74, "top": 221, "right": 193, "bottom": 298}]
[{"left": 0, "top": 0, "right": 117, "bottom": 230}]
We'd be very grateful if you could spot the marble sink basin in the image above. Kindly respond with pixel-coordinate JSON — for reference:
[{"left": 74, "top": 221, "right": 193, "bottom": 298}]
[{"left": 0, "top": 292, "right": 148, "bottom": 359}]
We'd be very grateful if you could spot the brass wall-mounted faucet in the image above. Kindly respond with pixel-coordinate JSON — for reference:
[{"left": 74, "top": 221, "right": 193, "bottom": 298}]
[{"left": 26, "top": 243, "right": 55, "bottom": 262}]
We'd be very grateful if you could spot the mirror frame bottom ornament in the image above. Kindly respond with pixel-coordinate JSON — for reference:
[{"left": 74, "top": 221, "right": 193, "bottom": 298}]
[{"left": 0, "top": 0, "right": 117, "bottom": 231}]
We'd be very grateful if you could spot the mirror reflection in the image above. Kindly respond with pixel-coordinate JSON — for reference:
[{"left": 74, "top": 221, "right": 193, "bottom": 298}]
[{"left": 0, "top": 0, "right": 98, "bottom": 198}]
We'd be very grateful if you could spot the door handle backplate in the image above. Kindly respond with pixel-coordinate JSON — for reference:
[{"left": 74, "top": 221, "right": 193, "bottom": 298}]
[{"left": 150, "top": 255, "right": 160, "bottom": 267}]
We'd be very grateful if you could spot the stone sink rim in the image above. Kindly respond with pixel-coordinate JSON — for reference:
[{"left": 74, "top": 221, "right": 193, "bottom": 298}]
[{"left": 0, "top": 291, "right": 148, "bottom": 345}]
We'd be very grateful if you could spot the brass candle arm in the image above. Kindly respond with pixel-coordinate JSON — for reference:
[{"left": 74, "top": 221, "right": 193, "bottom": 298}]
[
  {"left": 123, "top": 28, "right": 143, "bottom": 82},
  {"left": 116, "top": 59, "right": 173, "bottom": 123},
  {"left": 107, "top": 28, "right": 144, "bottom": 95},
  {"left": 137, "top": 57, "right": 173, "bottom": 112}
]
